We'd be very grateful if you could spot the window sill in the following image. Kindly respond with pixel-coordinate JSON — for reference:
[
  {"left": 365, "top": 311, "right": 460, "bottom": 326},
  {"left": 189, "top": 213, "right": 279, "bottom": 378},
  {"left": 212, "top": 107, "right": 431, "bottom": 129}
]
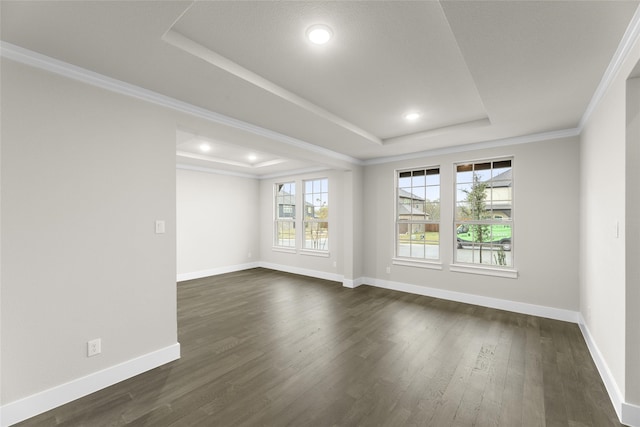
[
  {"left": 450, "top": 264, "right": 518, "bottom": 279},
  {"left": 272, "top": 247, "right": 296, "bottom": 254},
  {"left": 300, "top": 249, "right": 330, "bottom": 258},
  {"left": 392, "top": 258, "right": 443, "bottom": 270}
]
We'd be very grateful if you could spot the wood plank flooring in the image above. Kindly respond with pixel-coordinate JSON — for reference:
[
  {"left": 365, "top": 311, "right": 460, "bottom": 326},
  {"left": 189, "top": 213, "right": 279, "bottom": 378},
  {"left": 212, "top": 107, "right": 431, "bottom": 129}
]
[{"left": 15, "top": 268, "right": 623, "bottom": 426}]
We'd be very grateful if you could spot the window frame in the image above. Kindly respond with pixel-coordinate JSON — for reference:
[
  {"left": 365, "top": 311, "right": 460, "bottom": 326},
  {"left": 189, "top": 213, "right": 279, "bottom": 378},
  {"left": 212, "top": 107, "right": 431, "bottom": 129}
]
[
  {"left": 273, "top": 181, "right": 296, "bottom": 251},
  {"left": 393, "top": 165, "right": 442, "bottom": 269},
  {"left": 452, "top": 157, "right": 517, "bottom": 277},
  {"left": 302, "top": 177, "right": 329, "bottom": 253}
]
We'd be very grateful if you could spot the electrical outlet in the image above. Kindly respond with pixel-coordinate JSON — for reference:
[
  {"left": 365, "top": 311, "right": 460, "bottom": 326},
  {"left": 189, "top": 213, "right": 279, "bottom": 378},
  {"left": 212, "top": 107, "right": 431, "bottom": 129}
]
[
  {"left": 386, "top": 266, "right": 391, "bottom": 274},
  {"left": 88, "top": 338, "right": 101, "bottom": 357},
  {"left": 248, "top": 252, "right": 252, "bottom": 259},
  {"left": 333, "top": 261, "right": 337, "bottom": 268}
]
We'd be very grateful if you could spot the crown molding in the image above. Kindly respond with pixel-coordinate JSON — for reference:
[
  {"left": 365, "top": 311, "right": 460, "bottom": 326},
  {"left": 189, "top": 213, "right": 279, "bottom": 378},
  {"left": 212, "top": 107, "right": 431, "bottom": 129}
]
[
  {"left": 363, "top": 127, "right": 580, "bottom": 166},
  {"left": 258, "top": 166, "right": 333, "bottom": 180},
  {"left": 579, "top": 4, "right": 640, "bottom": 131},
  {"left": 0, "top": 41, "right": 361, "bottom": 167},
  {"left": 176, "top": 162, "right": 331, "bottom": 180},
  {"left": 176, "top": 163, "right": 258, "bottom": 179}
]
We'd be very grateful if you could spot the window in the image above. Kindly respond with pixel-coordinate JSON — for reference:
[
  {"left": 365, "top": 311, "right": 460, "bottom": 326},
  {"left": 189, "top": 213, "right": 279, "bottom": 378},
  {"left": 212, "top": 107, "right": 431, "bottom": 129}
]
[
  {"left": 455, "top": 159, "right": 513, "bottom": 267},
  {"left": 303, "top": 178, "right": 328, "bottom": 251},
  {"left": 275, "top": 182, "right": 296, "bottom": 248},
  {"left": 396, "top": 167, "right": 440, "bottom": 260}
]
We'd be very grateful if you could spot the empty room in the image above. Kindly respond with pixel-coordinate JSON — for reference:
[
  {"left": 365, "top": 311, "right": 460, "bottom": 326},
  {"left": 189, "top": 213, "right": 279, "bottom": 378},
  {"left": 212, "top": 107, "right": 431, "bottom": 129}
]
[{"left": 2, "top": 1, "right": 640, "bottom": 426}]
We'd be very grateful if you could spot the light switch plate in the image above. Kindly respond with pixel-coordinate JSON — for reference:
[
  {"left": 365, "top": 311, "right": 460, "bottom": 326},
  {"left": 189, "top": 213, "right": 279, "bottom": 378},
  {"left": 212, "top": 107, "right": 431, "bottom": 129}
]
[{"left": 155, "top": 220, "right": 165, "bottom": 234}]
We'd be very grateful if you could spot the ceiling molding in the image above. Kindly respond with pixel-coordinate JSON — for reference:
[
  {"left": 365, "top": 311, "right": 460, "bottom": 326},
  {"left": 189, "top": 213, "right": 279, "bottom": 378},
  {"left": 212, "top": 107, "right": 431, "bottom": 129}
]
[
  {"left": 176, "top": 151, "right": 287, "bottom": 169},
  {"left": 382, "top": 117, "right": 491, "bottom": 145},
  {"left": 176, "top": 163, "right": 332, "bottom": 180},
  {"left": 176, "top": 151, "right": 253, "bottom": 168},
  {"left": 363, "top": 127, "right": 581, "bottom": 166},
  {"left": 176, "top": 163, "right": 258, "bottom": 179},
  {"left": 579, "top": 4, "right": 640, "bottom": 131},
  {"left": 258, "top": 166, "right": 334, "bottom": 180},
  {"left": 162, "top": 29, "right": 383, "bottom": 146},
  {"left": 0, "top": 41, "right": 361, "bottom": 167}
]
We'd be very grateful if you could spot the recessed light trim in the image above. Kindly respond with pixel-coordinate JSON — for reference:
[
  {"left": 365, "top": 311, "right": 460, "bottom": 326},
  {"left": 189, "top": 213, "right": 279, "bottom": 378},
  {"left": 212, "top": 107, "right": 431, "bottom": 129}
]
[
  {"left": 248, "top": 154, "right": 258, "bottom": 162},
  {"left": 306, "top": 24, "right": 333, "bottom": 45},
  {"left": 199, "top": 143, "right": 211, "bottom": 152},
  {"left": 404, "top": 112, "right": 421, "bottom": 121}
]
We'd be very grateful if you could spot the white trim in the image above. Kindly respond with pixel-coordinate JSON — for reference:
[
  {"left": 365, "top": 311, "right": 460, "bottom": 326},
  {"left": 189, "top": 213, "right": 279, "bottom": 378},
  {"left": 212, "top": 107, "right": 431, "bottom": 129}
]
[
  {"left": 623, "top": 402, "right": 640, "bottom": 427},
  {"left": 579, "top": 5, "right": 640, "bottom": 132},
  {"left": 177, "top": 262, "right": 259, "bottom": 282},
  {"left": 0, "top": 344, "right": 180, "bottom": 427},
  {"left": 392, "top": 258, "right": 443, "bottom": 270},
  {"left": 259, "top": 166, "right": 333, "bottom": 180},
  {"left": 299, "top": 249, "right": 330, "bottom": 258},
  {"left": 176, "top": 163, "right": 257, "bottom": 179},
  {"left": 342, "top": 277, "right": 365, "bottom": 289},
  {"left": 363, "top": 128, "right": 580, "bottom": 166},
  {"left": 450, "top": 264, "right": 518, "bottom": 279},
  {"left": 577, "top": 314, "right": 627, "bottom": 424},
  {"left": 577, "top": 314, "right": 640, "bottom": 427},
  {"left": 0, "top": 41, "right": 360, "bottom": 167},
  {"left": 258, "top": 261, "right": 342, "bottom": 283},
  {"left": 271, "top": 247, "right": 297, "bottom": 254},
  {"left": 362, "top": 277, "right": 579, "bottom": 323}
]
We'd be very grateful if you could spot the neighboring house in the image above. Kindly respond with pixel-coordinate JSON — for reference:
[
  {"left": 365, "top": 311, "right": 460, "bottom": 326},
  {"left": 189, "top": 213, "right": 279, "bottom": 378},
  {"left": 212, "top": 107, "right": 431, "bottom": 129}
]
[
  {"left": 483, "top": 169, "right": 512, "bottom": 219},
  {"left": 276, "top": 190, "right": 295, "bottom": 219},
  {"left": 398, "top": 189, "right": 430, "bottom": 234}
]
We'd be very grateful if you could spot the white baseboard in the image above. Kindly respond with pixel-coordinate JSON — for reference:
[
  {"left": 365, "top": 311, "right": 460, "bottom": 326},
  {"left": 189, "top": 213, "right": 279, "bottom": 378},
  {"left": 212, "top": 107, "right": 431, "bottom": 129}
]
[
  {"left": 177, "top": 262, "right": 259, "bottom": 282},
  {"left": 578, "top": 314, "right": 640, "bottom": 427},
  {"left": 1, "top": 343, "right": 180, "bottom": 427},
  {"left": 623, "top": 402, "right": 640, "bottom": 427},
  {"left": 258, "top": 261, "right": 343, "bottom": 283},
  {"left": 342, "top": 277, "right": 365, "bottom": 289},
  {"left": 362, "top": 277, "right": 580, "bottom": 323}
]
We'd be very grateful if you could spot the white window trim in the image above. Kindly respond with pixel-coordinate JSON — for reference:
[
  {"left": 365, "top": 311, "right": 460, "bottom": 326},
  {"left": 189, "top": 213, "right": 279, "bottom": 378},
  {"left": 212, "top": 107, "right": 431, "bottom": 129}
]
[
  {"left": 453, "top": 157, "right": 515, "bottom": 272},
  {"left": 302, "top": 177, "right": 330, "bottom": 253},
  {"left": 272, "top": 247, "right": 296, "bottom": 254},
  {"left": 450, "top": 264, "right": 518, "bottom": 279},
  {"left": 394, "top": 165, "right": 441, "bottom": 262},
  {"left": 300, "top": 249, "right": 331, "bottom": 258},
  {"left": 392, "top": 257, "right": 443, "bottom": 270},
  {"left": 274, "top": 181, "right": 296, "bottom": 250}
]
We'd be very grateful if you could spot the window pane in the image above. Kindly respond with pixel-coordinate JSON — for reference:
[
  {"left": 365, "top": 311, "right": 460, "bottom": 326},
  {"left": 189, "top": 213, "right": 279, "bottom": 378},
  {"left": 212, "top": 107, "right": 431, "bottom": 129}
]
[
  {"left": 304, "top": 222, "right": 328, "bottom": 250},
  {"left": 397, "top": 223, "right": 439, "bottom": 260},
  {"left": 276, "top": 221, "right": 295, "bottom": 247},
  {"left": 275, "top": 182, "right": 296, "bottom": 243}
]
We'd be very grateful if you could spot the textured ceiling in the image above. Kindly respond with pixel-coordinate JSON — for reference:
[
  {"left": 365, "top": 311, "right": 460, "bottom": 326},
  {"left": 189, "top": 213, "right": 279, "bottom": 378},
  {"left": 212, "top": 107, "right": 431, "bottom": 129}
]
[{"left": 1, "top": 1, "right": 639, "bottom": 176}]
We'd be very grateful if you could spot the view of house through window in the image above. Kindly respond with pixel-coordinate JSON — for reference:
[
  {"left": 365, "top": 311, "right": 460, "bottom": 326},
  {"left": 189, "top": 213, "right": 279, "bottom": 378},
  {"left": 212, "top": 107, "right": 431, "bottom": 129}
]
[
  {"left": 303, "top": 178, "right": 329, "bottom": 251},
  {"left": 275, "top": 182, "right": 295, "bottom": 248},
  {"left": 455, "top": 159, "right": 513, "bottom": 267},
  {"left": 396, "top": 167, "right": 440, "bottom": 260}
]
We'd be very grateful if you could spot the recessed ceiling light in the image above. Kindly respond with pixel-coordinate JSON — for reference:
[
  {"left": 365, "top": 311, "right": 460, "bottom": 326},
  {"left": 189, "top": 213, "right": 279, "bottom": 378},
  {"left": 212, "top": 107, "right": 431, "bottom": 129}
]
[
  {"left": 199, "top": 143, "right": 211, "bottom": 152},
  {"left": 248, "top": 154, "right": 257, "bottom": 162},
  {"left": 404, "top": 112, "right": 421, "bottom": 121},
  {"left": 306, "top": 24, "right": 333, "bottom": 45}
]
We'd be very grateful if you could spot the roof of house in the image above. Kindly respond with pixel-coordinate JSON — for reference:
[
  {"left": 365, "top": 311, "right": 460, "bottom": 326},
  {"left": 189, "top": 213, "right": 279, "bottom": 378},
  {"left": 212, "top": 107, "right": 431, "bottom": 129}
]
[{"left": 398, "top": 188, "right": 425, "bottom": 201}]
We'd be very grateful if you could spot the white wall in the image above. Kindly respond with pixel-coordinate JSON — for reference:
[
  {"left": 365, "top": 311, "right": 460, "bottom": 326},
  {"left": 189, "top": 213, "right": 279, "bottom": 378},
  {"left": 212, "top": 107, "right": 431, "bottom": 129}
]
[
  {"left": 580, "top": 29, "right": 640, "bottom": 409},
  {"left": 363, "top": 137, "right": 580, "bottom": 312},
  {"left": 1, "top": 60, "right": 178, "bottom": 408},
  {"left": 176, "top": 169, "right": 259, "bottom": 280}
]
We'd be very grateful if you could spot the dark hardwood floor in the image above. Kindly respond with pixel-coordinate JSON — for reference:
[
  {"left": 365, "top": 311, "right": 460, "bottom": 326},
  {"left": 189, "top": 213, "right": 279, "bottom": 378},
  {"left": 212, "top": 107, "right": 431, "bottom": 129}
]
[{"left": 16, "top": 268, "right": 623, "bottom": 426}]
